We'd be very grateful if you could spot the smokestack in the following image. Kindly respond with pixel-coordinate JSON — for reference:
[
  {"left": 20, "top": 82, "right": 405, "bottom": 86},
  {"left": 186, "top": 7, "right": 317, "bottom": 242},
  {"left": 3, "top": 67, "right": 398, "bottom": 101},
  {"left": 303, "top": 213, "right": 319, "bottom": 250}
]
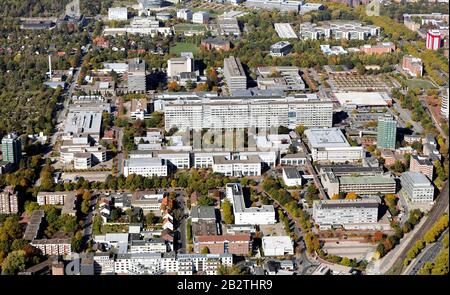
[{"left": 48, "top": 55, "right": 52, "bottom": 79}]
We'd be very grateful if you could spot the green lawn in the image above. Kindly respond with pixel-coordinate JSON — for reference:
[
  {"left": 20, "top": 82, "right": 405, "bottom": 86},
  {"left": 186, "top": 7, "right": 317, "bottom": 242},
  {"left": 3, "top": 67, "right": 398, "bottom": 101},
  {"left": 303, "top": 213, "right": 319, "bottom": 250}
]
[
  {"left": 170, "top": 42, "right": 200, "bottom": 55},
  {"left": 405, "top": 79, "right": 437, "bottom": 90},
  {"left": 173, "top": 23, "right": 206, "bottom": 32}
]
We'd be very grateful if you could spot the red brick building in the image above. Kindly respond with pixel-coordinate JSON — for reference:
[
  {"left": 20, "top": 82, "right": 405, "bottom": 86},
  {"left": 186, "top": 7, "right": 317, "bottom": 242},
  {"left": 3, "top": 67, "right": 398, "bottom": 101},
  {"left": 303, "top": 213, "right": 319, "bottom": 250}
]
[
  {"left": 360, "top": 42, "right": 396, "bottom": 55},
  {"left": 193, "top": 234, "right": 251, "bottom": 255},
  {"left": 200, "top": 38, "right": 231, "bottom": 52}
]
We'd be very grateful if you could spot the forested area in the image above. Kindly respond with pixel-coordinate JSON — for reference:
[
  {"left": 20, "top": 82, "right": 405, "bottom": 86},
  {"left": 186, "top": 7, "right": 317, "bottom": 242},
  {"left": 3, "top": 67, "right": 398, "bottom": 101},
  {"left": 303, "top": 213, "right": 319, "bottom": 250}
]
[
  {"left": 0, "top": 0, "right": 114, "bottom": 17},
  {"left": 0, "top": 19, "right": 90, "bottom": 137}
]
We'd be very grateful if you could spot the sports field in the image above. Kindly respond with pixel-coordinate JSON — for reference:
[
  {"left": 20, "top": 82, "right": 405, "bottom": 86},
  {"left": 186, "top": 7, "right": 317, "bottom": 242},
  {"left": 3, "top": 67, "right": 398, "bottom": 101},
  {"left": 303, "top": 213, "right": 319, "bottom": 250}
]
[
  {"left": 405, "top": 79, "right": 437, "bottom": 90},
  {"left": 169, "top": 42, "right": 200, "bottom": 55}
]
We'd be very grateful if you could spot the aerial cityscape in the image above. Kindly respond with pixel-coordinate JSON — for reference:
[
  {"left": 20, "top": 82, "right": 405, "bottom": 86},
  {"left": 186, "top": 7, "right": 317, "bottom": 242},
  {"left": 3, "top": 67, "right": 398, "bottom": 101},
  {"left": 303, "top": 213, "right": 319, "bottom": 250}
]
[{"left": 0, "top": 0, "right": 448, "bottom": 278}]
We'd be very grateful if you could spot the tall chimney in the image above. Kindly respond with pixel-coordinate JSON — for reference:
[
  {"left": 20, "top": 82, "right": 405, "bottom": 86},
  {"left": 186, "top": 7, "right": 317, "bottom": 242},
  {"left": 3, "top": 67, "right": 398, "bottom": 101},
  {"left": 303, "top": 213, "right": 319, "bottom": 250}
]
[{"left": 48, "top": 55, "right": 52, "bottom": 79}]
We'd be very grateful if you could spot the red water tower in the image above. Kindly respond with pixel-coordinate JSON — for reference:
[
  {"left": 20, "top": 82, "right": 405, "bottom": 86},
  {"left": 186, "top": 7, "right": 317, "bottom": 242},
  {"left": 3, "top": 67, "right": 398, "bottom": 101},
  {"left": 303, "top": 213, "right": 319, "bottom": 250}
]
[{"left": 426, "top": 30, "right": 442, "bottom": 50}]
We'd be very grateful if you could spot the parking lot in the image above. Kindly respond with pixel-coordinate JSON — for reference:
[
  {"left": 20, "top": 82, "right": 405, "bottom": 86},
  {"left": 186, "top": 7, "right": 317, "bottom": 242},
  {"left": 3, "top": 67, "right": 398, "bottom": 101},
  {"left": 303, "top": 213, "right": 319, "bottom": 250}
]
[{"left": 321, "top": 239, "right": 377, "bottom": 260}]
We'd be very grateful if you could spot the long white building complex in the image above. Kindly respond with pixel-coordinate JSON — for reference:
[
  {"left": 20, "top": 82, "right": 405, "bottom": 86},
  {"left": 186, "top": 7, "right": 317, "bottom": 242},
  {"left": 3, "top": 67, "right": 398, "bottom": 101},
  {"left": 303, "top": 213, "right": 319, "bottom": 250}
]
[
  {"left": 123, "top": 158, "right": 168, "bottom": 177},
  {"left": 312, "top": 198, "right": 379, "bottom": 230},
  {"left": 158, "top": 94, "right": 333, "bottom": 130},
  {"left": 226, "top": 183, "right": 276, "bottom": 225},
  {"left": 299, "top": 21, "right": 380, "bottom": 40}
]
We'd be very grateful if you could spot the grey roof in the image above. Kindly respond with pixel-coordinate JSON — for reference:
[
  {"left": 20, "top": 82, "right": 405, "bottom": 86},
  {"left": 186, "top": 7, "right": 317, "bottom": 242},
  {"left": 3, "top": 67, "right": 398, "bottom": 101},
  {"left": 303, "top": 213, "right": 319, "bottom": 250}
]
[
  {"left": 314, "top": 198, "right": 379, "bottom": 209},
  {"left": 191, "top": 206, "right": 216, "bottom": 220},
  {"left": 402, "top": 171, "right": 431, "bottom": 185},
  {"left": 283, "top": 167, "right": 301, "bottom": 179}
]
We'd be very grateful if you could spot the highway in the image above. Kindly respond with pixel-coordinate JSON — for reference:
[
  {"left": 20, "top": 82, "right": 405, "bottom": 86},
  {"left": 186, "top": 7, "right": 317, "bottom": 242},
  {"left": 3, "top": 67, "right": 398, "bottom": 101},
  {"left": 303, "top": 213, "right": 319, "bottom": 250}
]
[
  {"left": 404, "top": 228, "right": 449, "bottom": 275},
  {"left": 388, "top": 181, "right": 449, "bottom": 274}
]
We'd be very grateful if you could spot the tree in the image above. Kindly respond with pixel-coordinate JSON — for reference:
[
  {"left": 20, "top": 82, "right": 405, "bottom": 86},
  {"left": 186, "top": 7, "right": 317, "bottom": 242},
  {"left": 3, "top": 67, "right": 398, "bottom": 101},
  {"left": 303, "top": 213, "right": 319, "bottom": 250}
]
[
  {"left": 1, "top": 250, "right": 26, "bottom": 275},
  {"left": 345, "top": 192, "right": 357, "bottom": 199},
  {"left": 222, "top": 199, "right": 234, "bottom": 224},
  {"left": 71, "top": 231, "right": 83, "bottom": 253},
  {"left": 200, "top": 246, "right": 210, "bottom": 254},
  {"left": 197, "top": 196, "right": 215, "bottom": 206},
  {"left": 295, "top": 124, "right": 306, "bottom": 136}
]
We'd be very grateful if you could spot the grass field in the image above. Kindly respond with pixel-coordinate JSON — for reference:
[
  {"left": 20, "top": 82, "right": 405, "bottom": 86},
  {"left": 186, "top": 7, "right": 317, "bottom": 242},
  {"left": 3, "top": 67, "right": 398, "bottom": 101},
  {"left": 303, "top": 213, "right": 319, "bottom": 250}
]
[
  {"left": 406, "top": 79, "right": 437, "bottom": 90},
  {"left": 173, "top": 23, "right": 206, "bottom": 32},
  {"left": 170, "top": 42, "right": 200, "bottom": 55}
]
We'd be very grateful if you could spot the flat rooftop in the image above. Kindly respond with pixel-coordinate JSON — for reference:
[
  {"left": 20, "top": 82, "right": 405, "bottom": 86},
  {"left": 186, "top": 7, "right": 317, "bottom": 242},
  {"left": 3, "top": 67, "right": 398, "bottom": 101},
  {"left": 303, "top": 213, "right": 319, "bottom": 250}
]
[
  {"left": 305, "top": 128, "right": 350, "bottom": 148},
  {"left": 262, "top": 236, "right": 293, "bottom": 248},
  {"left": 402, "top": 171, "right": 432, "bottom": 186},
  {"left": 191, "top": 206, "right": 216, "bottom": 220},
  {"left": 314, "top": 198, "right": 379, "bottom": 209},
  {"left": 283, "top": 167, "right": 301, "bottom": 179},
  {"left": 64, "top": 110, "right": 102, "bottom": 135},
  {"left": 126, "top": 157, "right": 164, "bottom": 167},
  {"left": 224, "top": 56, "right": 246, "bottom": 78},
  {"left": 339, "top": 175, "right": 396, "bottom": 185},
  {"left": 334, "top": 92, "right": 389, "bottom": 107}
]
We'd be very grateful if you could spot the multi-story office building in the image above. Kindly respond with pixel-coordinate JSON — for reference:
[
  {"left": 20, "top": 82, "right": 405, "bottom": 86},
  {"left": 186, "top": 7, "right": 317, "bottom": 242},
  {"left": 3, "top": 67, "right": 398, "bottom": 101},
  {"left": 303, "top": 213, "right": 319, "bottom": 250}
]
[
  {"left": 31, "top": 239, "right": 72, "bottom": 256},
  {"left": 299, "top": 21, "right": 380, "bottom": 40},
  {"left": 37, "top": 192, "right": 76, "bottom": 206},
  {"left": 212, "top": 156, "right": 261, "bottom": 177},
  {"left": 63, "top": 110, "right": 103, "bottom": 142},
  {"left": 162, "top": 94, "right": 333, "bottom": 130},
  {"left": 409, "top": 155, "right": 434, "bottom": 180},
  {"left": 156, "top": 151, "right": 191, "bottom": 169},
  {"left": 261, "top": 236, "right": 294, "bottom": 256},
  {"left": 226, "top": 183, "right": 276, "bottom": 225},
  {"left": 167, "top": 52, "right": 194, "bottom": 78},
  {"left": 128, "top": 58, "right": 147, "bottom": 93},
  {"left": 245, "top": 0, "right": 302, "bottom": 12},
  {"left": 176, "top": 9, "right": 193, "bottom": 21},
  {"left": 192, "top": 11, "right": 209, "bottom": 24},
  {"left": 321, "top": 170, "right": 396, "bottom": 197},
  {"left": 108, "top": 7, "right": 128, "bottom": 20},
  {"left": 402, "top": 55, "right": 423, "bottom": 77},
  {"left": 129, "top": 238, "right": 168, "bottom": 253},
  {"left": 1, "top": 133, "right": 22, "bottom": 165},
  {"left": 223, "top": 56, "right": 247, "bottom": 92},
  {"left": 312, "top": 198, "right": 379, "bottom": 229},
  {"left": 0, "top": 186, "right": 18, "bottom": 214},
  {"left": 441, "top": 88, "right": 449, "bottom": 120},
  {"left": 123, "top": 158, "right": 168, "bottom": 177},
  {"left": 111, "top": 252, "right": 232, "bottom": 275},
  {"left": 377, "top": 114, "right": 397, "bottom": 149},
  {"left": 193, "top": 234, "right": 251, "bottom": 255},
  {"left": 269, "top": 41, "right": 292, "bottom": 57},
  {"left": 217, "top": 13, "right": 241, "bottom": 36},
  {"left": 360, "top": 42, "right": 396, "bottom": 54},
  {"left": 401, "top": 172, "right": 435, "bottom": 203},
  {"left": 304, "top": 128, "right": 364, "bottom": 163}
]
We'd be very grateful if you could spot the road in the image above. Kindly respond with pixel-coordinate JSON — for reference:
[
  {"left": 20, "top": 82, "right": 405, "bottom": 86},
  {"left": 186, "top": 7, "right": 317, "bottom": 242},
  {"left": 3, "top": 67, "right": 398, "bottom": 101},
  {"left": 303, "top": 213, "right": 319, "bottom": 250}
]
[
  {"left": 419, "top": 94, "right": 448, "bottom": 140},
  {"left": 391, "top": 95, "right": 424, "bottom": 134},
  {"left": 176, "top": 192, "right": 189, "bottom": 254},
  {"left": 387, "top": 181, "right": 449, "bottom": 274},
  {"left": 48, "top": 44, "right": 91, "bottom": 149},
  {"left": 81, "top": 197, "right": 98, "bottom": 248},
  {"left": 299, "top": 141, "right": 327, "bottom": 199},
  {"left": 257, "top": 188, "right": 319, "bottom": 273},
  {"left": 404, "top": 228, "right": 449, "bottom": 275}
]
